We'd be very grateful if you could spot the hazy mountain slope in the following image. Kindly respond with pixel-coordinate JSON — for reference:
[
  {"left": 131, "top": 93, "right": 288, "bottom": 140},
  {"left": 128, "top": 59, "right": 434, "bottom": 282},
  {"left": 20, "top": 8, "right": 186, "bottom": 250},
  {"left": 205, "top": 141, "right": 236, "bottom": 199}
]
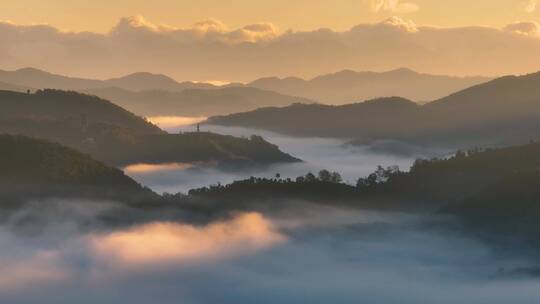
[
  {"left": 0, "top": 89, "right": 162, "bottom": 135},
  {"left": 208, "top": 97, "right": 421, "bottom": 138},
  {"left": 247, "top": 68, "right": 490, "bottom": 103},
  {"left": 0, "top": 81, "right": 31, "bottom": 92},
  {"left": 0, "top": 68, "right": 105, "bottom": 90},
  {"left": 424, "top": 72, "right": 540, "bottom": 128},
  {"left": 211, "top": 71, "right": 540, "bottom": 147},
  {"left": 105, "top": 72, "right": 216, "bottom": 91},
  {"left": 0, "top": 68, "right": 216, "bottom": 92},
  {"left": 85, "top": 86, "right": 315, "bottom": 116}
]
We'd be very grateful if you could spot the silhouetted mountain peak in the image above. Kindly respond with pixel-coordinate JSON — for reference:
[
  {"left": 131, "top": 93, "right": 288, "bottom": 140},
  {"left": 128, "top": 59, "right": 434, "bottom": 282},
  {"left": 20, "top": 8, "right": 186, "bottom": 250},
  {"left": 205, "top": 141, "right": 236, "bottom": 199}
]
[
  {"left": 110, "top": 72, "right": 177, "bottom": 83},
  {"left": 386, "top": 67, "right": 417, "bottom": 75},
  {"left": 14, "top": 67, "right": 50, "bottom": 75},
  {"left": 363, "top": 96, "right": 417, "bottom": 106}
]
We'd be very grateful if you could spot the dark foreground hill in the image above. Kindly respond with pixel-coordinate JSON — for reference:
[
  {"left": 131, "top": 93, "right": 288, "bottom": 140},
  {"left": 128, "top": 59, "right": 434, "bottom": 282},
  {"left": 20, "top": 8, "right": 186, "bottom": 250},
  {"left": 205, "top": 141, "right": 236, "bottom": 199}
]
[
  {"left": 188, "top": 141, "right": 540, "bottom": 252},
  {"left": 0, "top": 90, "right": 299, "bottom": 166},
  {"left": 0, "top": 135, "right": 155, "bottom": 205},
  {"left": 209, "top": 71, "right": 540, "bottom": 149}
]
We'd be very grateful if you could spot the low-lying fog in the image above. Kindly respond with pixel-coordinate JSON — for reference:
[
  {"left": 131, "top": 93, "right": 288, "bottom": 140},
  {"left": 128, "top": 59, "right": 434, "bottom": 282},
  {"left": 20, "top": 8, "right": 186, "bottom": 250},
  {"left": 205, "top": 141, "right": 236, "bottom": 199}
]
[
  {"left": 138, "top": 117, "right": 449, "bottom": 194},
  {"left": 15, "top": 117, "right": 531, "bottom": 303},
  {"left": 1, "top": 199, "right": 539, "bottom": 304}
]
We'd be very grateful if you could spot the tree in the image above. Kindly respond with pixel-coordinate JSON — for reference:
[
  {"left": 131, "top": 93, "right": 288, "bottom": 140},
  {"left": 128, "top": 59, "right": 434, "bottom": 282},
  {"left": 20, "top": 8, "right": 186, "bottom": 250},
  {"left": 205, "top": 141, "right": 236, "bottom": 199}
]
[
  {"left": 330, "top": 172, "right": 343, "bottom": 183},
  {"left": 318, "top": 169, "right": 332, "bottom": 182},
  {"left": 305, "top": 172, "right": 317, "bottom": 182}
]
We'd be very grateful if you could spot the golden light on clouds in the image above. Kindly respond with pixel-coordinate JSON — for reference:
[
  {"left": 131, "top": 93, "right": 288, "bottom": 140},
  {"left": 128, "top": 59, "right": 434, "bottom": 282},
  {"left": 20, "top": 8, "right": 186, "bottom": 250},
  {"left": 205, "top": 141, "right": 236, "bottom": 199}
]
[
  {"left": 369, "top": 0, "right": 419, "bottom": 13},
  {"left": 524, "top": 0, "right": 538, "bottom": 13},
  {"left": 123, "top": 162, "right": 194, "bottom": 174},
  {"left": 146, "top": 116, "right": 207, "bottom": 130},
  {"left": 1, "top": 1, "right": 540, "bottom": 79},
  {"left": 0, "top": 250, "right": 68, "bottom": 292},
  {"left": 1, "top": 0, "right": 539, "bottom": 34},
  {"left": 91, "top": 213, "right": 286, "bottom": 267}
]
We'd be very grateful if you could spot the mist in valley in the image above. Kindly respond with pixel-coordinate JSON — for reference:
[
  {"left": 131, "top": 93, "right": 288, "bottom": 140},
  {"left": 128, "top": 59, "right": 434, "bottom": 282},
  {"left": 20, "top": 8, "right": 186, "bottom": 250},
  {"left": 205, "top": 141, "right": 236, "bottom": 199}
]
[
  {"left": 0, "top": 198, "right": 539, "bottom": 304},
  {"left": 135, "top": 118, "right": 449, "bottom": 194}
]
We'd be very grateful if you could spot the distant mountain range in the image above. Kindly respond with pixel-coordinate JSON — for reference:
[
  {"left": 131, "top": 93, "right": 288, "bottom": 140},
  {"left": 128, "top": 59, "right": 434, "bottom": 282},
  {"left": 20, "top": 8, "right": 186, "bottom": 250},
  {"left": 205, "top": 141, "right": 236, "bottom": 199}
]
[
  {"left": 208, "top": 71, "right": 540, "bottom": 149},
  {"left": 0, "top": 81, "right": 31, "bottom": 92},
  {"left": 241, "top": 68, "right": 491, "bottom": 104},
  {"left": 0, "top": 89, "right": 298, "bottom": 166},
  {"left": 0, "top": 68, "right": 216, "bottom": 92},
  {"left": 0, "top": 67, "right": 491, "bottom": 116},
  {"left": 83, "top": 86, "right": 313, "bottom": 116}
]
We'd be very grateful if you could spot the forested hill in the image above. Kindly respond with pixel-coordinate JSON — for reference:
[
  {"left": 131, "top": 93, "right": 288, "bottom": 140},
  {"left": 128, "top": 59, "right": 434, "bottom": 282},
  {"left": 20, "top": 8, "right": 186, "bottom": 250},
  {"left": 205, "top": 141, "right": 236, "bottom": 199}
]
[
  {"left": 0, "top": 89, "right": 299, "bottom": 166},
  {"left": 0, "top": 89, "right": 162, "bottom": 135},
  {"left": 0, "top": 135, "right": 153, "bottom": 203},
  {"left": 186, "top": 141, "right": 540, "bottom": 250}
]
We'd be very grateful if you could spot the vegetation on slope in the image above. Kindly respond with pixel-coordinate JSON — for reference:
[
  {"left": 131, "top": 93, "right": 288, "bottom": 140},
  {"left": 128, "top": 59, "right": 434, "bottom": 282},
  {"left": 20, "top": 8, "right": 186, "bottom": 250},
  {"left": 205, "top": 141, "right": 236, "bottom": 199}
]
[{"left": 0, "top": 89, "right": 299, "bottom": 166}]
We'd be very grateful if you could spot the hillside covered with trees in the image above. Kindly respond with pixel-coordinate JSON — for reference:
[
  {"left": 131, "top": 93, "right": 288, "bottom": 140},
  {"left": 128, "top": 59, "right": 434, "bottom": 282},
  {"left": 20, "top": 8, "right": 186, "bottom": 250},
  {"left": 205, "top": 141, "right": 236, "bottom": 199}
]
[
  {"left": 0, "top": 89, "right": 299, "bottom": 166},
  {"left": 0, "top": 135, "right": 155, "bottom": 205}
]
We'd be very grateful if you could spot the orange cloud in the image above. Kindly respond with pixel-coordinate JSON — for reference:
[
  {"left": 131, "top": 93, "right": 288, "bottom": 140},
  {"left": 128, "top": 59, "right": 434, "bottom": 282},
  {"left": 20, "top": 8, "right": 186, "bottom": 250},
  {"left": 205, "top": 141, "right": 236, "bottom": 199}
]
[
  {"left": 0, "top": 250, "right": 69, "bottom": 292},
  {"left": 90, "top": 213, "right": 286, "bottom": 267},
  {"left": 523, "top": 0, "right": 537, "bottom": 13},
  {"left": 504, "top": 21, "right": 540, "bottom": 36},
  {"left": 369, "top": 0, "right": 419, "bottom": 13},
  {"left": 2, "top": 16, "right": 540, "bottom": 80}
]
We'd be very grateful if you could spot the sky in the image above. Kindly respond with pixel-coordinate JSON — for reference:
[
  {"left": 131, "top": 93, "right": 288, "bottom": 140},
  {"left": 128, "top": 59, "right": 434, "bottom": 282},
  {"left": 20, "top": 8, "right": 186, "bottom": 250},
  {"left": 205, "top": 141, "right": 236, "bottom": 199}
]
[
  {"left": 1, "top": 0, "right": 540, "bottom": 81},
  {"left": 2, "top": 0, "right": 539, "bottom": 33}
]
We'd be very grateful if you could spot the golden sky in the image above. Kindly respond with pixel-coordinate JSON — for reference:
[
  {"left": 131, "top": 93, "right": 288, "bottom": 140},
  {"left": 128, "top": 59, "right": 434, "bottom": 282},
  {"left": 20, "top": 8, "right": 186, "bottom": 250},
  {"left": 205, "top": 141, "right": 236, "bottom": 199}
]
[
  {"left": 2, "top": 0, "right": 539, "bottom": 33},
  {"left": 2, "top": 0, "right": 540, "bottom": 80}
]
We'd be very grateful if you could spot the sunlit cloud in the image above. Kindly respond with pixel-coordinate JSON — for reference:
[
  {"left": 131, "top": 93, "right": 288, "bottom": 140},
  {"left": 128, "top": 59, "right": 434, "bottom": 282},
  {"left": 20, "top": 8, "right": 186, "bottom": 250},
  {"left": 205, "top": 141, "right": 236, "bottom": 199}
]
[
  {"left": 90, "top": 213, "right": 286, "bottom": 267},
  {"left": 2, "top": 16, "right": 540, "bottom": 80},
  {"left": 123, "top": 162, "right": 194, "bottom": 174},
  {"left": 522, "top": 0, "right": 537, "bottom": 13},
  {"left": 0, "top": 250, "right": 68, "bottom": 292},
  {"left": 368, "top": 0, "right": 419, "bottom": 13},
  {"left": 147, "top": 116, "right": 207, "bottom": 129},
  {"left": 504, "top": 21, "right": 540, "bottom": 36}
]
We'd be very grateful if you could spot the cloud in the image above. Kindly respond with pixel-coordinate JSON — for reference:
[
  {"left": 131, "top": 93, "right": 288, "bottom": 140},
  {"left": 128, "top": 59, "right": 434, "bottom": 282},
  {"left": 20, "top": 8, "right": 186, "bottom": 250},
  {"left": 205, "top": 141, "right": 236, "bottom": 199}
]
[
  {"left": 2, "top": 16, "right": 540, "bottom": 81},
  {"left": 522, "top": 0, "right": 537, "bottom": 13},
  {"left": 369, "top": 0, "right": 420, "bottom": 13},
  {"left": 91, "top": 213, "right": 286, "bottom": 267},
  {"left": 504, "top": 21, "right": 540, "bottom": 36},
  {"left": 378, "top": 16, "right": 419, "bottom": 32},
  {"left": 0, "top": 249, "right": 68, "bottom": 292},
  {"left": 109, "top": 15, "right": 278, "bottom": 44}
]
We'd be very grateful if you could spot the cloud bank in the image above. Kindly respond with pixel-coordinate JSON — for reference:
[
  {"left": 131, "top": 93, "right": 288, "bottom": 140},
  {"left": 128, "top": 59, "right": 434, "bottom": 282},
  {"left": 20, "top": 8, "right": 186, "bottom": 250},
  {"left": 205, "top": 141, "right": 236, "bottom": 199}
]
[{"left": 1, "top": 16, "right": 540, "bottom": 81}]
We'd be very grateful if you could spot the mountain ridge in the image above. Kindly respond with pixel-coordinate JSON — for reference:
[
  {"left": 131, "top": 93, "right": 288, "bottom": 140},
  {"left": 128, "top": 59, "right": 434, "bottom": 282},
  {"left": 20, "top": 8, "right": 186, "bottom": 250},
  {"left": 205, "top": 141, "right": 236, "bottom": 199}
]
[
  {"left": 242, "top": 68, "right": 491, "bottom": 103},
  {"left": 208, "top": 70, "right": 540, "bottom": 148}
]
